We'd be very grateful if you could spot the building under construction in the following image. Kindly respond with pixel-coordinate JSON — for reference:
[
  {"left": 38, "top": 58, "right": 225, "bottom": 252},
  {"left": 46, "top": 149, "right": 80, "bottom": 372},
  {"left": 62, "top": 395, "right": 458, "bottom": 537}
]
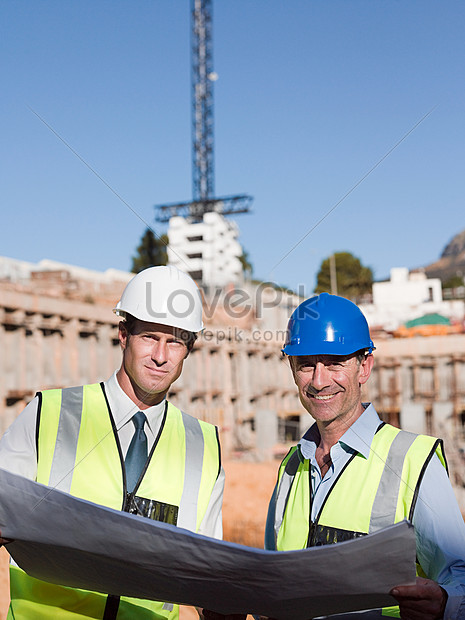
[{"left": 0, "top": 257, "right": 464, "bottom": 510}]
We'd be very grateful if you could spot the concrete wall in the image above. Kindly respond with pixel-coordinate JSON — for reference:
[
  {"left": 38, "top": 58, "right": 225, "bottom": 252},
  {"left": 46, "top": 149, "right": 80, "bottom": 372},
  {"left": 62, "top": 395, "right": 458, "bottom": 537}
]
[
  {"left": 1, "top": 271, "right": 464, "bottom": 508},
  {"left": 0, "top": 287, "right": 123, "bottom": 433},
  {"left": 0, "top": 277, "right": 303, "bottom": 455}
]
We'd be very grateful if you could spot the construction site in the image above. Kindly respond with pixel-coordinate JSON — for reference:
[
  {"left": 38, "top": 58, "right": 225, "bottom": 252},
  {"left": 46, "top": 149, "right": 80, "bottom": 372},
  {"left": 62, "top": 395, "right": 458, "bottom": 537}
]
[
  {"left": 1, "top": 0, "right": 465, "bottom": 508},
  {"left": 1, "top": 256, "right": 465, "bottom": 495},
  {"left": 1, "top": 1, "right": 465, "bottom": 618},
  {"left": 0, "top": 255, "right": 465, "bottom": 618}
]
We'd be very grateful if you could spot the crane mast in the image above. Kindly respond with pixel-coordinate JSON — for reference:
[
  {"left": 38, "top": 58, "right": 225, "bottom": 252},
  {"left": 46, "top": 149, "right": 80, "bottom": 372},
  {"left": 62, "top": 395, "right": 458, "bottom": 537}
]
[
  {"left": 192, "top": 0, "right": 214, "bottom": 203},
  {"left": 155, "top": 0, "right": 252, "bottom": 224}
]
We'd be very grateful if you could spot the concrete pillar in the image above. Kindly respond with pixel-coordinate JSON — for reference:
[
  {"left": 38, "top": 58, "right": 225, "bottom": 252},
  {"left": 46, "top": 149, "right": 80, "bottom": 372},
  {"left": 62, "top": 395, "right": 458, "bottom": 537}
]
[
  {"left": 88, "top": 327, "right": 98, "bottom": 384},
  {"left": 435, "top": 359, "right": 450, "bottom": 402},
  {"left": 218, "top": 346, "right": 234, "bottom": 457},
  {"left": 237, "top": 348, "right": 250, "bottom": 421},
  {"left": 30, "top": 316, "right": 44, "bottom": 390},
  {"left": 255, "top": 409, "right": 278, "bottom": 462},
  {"left": 52, "top": 330, "right": 63, "bottom": 387},
  {"left": 96, "top": 323, "right": 112, "bottom": 381},
  {"left": 400, "top": 403, "right": 427, "bottom": 434},
  {"left": 401, "top": 359, "right": 414, "bottom": 402},
  {"left": 17, "top": 325, "right": 27, "bottom": 393},
  {"left": 432, "top": 401, "right": 454, "bottom": 438},
  {"left": 64, "top": 318, "right": 79, "bottom": 385}
]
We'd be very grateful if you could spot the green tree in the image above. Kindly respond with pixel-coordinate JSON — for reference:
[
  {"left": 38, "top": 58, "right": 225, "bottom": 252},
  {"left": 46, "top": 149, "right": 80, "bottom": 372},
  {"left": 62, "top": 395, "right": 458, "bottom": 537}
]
[
  {"left": 315, "top": 251, "right": 373, "bottom": 300},
  {"left": 238, "top": 248, "right": 253, "bottom": 278},
  {"left": 442, "top": 274, "right": 464, "bottom": 289},
  {"left": 131, "top": 228, "right": 168, "bottom": 273}
]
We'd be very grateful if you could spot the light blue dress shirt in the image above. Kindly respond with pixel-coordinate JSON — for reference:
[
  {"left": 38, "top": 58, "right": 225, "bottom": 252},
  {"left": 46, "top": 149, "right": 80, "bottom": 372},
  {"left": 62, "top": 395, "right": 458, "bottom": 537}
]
[{"left": 265, "top": 404, "right": 465, "bottom": 620}]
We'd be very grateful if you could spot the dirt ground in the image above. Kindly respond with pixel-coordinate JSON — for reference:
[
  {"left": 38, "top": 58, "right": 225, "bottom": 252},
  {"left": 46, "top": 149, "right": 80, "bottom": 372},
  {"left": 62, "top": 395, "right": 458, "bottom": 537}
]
[{"left": 0, "top": 460, "right": 278, "bottom": 619}]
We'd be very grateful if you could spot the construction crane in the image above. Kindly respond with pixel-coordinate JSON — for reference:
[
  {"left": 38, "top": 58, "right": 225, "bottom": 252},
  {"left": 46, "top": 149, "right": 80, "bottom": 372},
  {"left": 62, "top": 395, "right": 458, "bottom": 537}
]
[{"left": 155, "top": 0, "right": 252, "bottom": 223}]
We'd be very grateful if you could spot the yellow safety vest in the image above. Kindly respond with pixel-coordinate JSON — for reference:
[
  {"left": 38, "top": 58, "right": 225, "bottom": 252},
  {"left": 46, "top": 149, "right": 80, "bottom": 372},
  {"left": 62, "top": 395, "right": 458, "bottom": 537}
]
[
  {"left": 9, "top": 383, "right": 221, "bottom": 620},
  {"left": 271, "top": 422, "right": 447, "bottom": 619}
]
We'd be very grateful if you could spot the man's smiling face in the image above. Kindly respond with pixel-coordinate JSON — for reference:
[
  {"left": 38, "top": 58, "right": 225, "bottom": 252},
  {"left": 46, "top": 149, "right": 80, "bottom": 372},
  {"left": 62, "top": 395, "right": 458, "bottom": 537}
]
[{"left": 290, "top": 353, "right": 373, "bottom": 429}]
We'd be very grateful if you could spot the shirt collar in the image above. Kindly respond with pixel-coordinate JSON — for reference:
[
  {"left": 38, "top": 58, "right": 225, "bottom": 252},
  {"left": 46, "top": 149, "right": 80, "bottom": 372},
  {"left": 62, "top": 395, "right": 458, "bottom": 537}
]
[
  {"left": 298, "top": 403, "right": 382, "bottom": 460},
  {"left": 104, "top": 371, "right": 167, "bottom": 433}
]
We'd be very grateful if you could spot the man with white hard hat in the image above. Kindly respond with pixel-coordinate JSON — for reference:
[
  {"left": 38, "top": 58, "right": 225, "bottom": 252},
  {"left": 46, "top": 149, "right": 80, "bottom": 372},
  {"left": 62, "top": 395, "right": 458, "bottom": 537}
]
[{"left": 0, "top": 265, "right": 224, "bottom": 619}]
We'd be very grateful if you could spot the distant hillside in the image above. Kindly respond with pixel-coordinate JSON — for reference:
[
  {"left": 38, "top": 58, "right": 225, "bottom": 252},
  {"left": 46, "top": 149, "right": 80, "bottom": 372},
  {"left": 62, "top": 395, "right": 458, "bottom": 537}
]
[{"left": 423, "top": 228, "right": 465, "bottom": 282}]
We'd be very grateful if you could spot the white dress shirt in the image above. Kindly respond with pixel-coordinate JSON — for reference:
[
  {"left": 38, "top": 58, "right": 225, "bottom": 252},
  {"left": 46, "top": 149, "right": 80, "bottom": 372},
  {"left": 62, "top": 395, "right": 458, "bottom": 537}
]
[{"left": 0, "top": 372, "right": 224, "bottom": 539}]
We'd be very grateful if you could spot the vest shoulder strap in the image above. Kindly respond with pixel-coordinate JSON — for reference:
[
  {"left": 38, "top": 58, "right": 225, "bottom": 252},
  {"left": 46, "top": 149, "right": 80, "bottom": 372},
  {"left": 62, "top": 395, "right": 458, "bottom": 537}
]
[
  {"left": 274, "top": 447, "right": 301, "bottom": 543},
  {"left": 37, "top": 384, "right": 106, "bottom": 491},
  {"left": 167, "top": 402, "right": 221, "bottom": 531}
]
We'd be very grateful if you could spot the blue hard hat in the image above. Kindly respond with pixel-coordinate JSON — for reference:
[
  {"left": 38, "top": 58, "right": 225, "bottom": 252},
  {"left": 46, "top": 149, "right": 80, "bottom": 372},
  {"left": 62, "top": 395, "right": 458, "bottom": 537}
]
[{"left": 282, "top": 292, "right": 374, "bottom": 356}]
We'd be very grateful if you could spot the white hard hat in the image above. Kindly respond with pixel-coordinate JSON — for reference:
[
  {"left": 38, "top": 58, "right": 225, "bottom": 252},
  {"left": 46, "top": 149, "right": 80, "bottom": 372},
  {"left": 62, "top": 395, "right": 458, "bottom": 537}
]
[{"left": 113, "top": 266, "right": 204, "bottom": 332}]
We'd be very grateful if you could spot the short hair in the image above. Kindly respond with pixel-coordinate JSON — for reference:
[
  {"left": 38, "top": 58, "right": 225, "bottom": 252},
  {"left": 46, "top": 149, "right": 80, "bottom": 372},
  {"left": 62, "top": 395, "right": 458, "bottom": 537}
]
[
  {"left": 122, "top": 313, "right": 197, "bottom": 352},
  {"left": 355, "top": 349, "right": 370, "bottom": 364},
  {"left": 289, "top": 349, "right": 370, "bottom": 369}
]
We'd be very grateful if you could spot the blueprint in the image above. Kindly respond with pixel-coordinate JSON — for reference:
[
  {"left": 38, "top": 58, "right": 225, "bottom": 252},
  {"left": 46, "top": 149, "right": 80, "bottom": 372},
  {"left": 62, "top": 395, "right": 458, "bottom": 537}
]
[{"left": 0, "top": 468, "right": 416, "bottom": 619}]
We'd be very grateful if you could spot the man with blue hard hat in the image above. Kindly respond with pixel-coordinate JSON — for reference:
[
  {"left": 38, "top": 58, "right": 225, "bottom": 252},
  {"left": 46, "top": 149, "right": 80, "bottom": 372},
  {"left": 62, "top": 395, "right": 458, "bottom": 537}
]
[{"left": 262, "top": 293, "right": 464, "bottom": 620}]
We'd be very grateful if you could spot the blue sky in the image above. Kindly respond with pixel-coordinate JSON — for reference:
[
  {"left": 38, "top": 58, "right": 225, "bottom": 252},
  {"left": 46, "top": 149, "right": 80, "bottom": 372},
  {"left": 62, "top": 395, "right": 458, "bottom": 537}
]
[{"left": 1, "top": 1, "right": 464, "bottom": 294}]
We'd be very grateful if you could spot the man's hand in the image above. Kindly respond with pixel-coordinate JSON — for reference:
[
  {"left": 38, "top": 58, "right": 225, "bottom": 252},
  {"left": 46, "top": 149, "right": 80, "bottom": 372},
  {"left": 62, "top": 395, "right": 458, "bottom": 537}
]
[{"left": 390, "top": 577, "right": 447, "bottom": 620}]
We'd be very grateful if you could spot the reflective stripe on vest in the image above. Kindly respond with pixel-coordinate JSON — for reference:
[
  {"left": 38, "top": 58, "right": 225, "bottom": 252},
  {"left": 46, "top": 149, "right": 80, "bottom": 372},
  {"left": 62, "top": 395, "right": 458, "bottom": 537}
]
[
  {"left": 10, "top": 383, "right": 221, "bottom": 620},
  {"left": 274, "top": 424, "right": 445, "bottom": 551},
  {"left": 272, "top": 424, "right": 447, "bottom": 619}
]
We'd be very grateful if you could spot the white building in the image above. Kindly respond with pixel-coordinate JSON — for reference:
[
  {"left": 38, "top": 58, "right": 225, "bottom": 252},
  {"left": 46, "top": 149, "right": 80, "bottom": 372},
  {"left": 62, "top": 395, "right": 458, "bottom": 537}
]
[
  {"left": 0, "top": 256, "right": 132, "bottom": 287},
  {"left": 360, "top": 267, "right": 465, "bottom": 330},
  {"left": 167, "top": 212, "right": 243, "bottom": 288},
  {"left": 373, "top": 267, "right": 442, "bottom": 306},
  {"left": 0, "top": 256, "right": 36, "bottom": 281}
]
